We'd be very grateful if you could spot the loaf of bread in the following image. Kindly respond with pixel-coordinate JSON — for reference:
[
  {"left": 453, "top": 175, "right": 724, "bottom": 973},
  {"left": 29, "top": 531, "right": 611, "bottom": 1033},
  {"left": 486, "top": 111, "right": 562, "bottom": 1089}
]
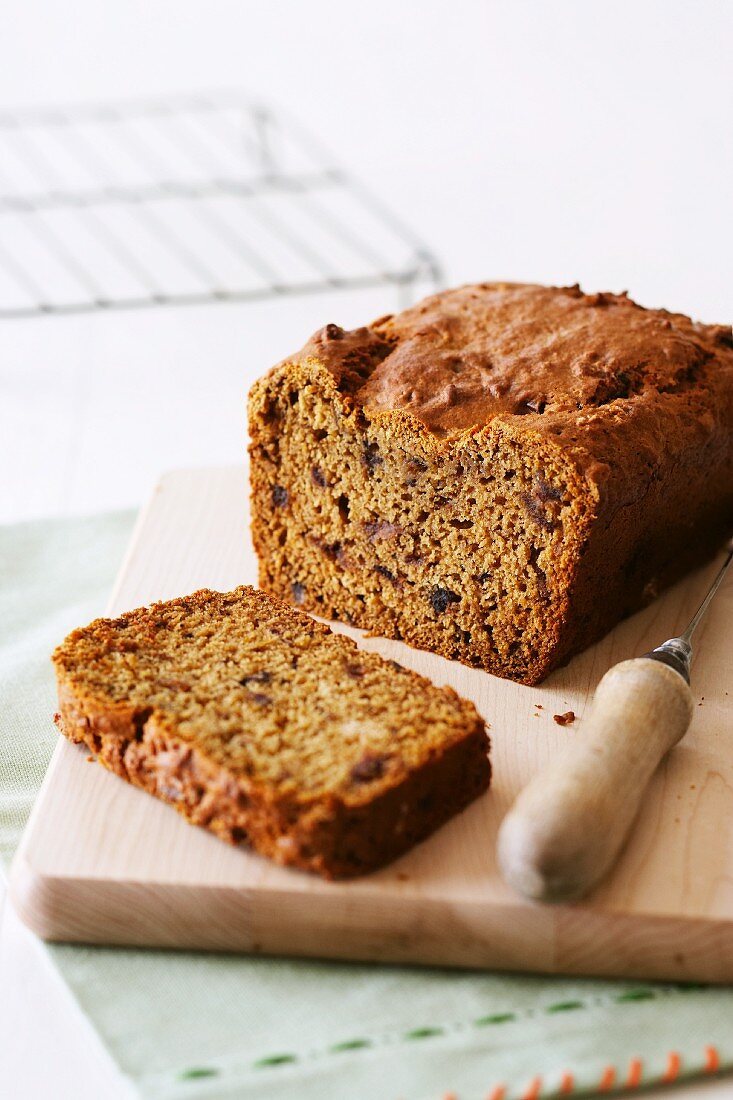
[
  {"left": 53, "top": 586, "right": 490, "bottom": 878},
  {"left": 249, "top": 283, "right": 733, "bottom": 684}
]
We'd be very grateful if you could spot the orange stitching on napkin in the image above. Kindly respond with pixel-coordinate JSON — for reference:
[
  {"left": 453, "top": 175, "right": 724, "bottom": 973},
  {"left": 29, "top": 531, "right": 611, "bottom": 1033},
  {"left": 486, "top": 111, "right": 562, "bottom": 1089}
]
[
  {"left": 662, "top": 1051, "right": 681, "bottom": 1083},
  {"left": 469, "top": 1045, "right": 723, "bottom": 1100},
  {"left": 485, "top": 1085, "right": 506, "bottom": 1100},
  {"left": 521, "top": 1076, "right": 542, "bottom": 1100},
  {"left": 625, "top": 1058, "right": 642, "bottom": 1087},
  {"left": 705, "top": 1046, "right": 720, "bottom": 1073}
]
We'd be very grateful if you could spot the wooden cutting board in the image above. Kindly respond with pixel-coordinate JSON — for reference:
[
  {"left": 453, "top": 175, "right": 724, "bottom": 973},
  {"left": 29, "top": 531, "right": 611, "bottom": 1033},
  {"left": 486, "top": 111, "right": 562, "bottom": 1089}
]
[{"left": 10, "top": 466, "right": 733, "bottom": 981}]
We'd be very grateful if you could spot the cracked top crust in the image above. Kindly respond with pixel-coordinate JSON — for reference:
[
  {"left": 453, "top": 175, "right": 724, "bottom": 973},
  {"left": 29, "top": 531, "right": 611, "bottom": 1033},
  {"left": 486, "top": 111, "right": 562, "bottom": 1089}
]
[{"left": 292, "top": 281, "right": 733, "bottom": 433}]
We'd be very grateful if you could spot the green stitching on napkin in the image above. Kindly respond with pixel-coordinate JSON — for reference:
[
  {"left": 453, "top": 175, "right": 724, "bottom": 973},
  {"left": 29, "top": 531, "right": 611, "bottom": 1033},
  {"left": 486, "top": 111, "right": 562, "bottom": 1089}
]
[
  {"left": 404, "top": 1026, "right": 444, "bottom": 1040},
  {"left": 253, "top": 1053, "right": 298, "bottom": 1068},
  {"left": 545, "top": 1000, "right": 585, "bottom": 1013},
  {"left": 241, "top": 984, "right": 708, "bottom": 1076},
  {"left": 329, "top": 1039, "right": 373, "bottom": 1052},
  {"left": 178, "top": 1067, "right": 219, "bottom": 1080}
]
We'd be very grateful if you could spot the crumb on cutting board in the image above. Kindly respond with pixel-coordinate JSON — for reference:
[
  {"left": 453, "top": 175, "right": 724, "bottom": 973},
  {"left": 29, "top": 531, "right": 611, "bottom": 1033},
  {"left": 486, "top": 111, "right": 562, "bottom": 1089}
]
[{"left": 553, "top": 710, "right": 576, "bottom": 726}]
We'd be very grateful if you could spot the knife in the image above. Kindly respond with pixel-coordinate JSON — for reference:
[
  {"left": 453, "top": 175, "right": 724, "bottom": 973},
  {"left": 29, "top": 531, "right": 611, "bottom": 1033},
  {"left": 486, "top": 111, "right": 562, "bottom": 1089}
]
[{"left": 497, "top": 541, "right": 733, "bottom": 903}]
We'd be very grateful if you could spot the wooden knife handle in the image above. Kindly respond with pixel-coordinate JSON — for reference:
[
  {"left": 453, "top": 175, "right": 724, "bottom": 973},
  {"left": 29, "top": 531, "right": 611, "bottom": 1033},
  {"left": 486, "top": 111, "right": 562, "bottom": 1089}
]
[{"left": 497, "top": 658, "right": 694, "bottom": 902}]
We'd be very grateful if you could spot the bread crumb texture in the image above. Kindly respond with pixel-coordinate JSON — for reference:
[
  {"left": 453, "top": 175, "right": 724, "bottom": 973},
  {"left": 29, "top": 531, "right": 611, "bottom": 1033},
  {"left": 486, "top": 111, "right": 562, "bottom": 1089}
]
[
  {"left": 249, "top": 282, "right": 733, "bottom": 684},
  {"left": 53, "top": 587, "right": 490, "bottom": 878}
]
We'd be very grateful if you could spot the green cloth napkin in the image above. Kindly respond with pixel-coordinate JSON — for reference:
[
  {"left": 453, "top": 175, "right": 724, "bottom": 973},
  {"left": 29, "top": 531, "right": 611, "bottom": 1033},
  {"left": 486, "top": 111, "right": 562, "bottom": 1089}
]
[{"left": 2, "top": 511, "right": 732, "bottom": 1100}]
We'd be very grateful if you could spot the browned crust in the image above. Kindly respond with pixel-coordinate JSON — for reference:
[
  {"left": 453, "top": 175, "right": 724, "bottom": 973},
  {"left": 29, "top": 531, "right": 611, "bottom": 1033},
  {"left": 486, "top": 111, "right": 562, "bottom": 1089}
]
[
  {"left": 55, "top": 668, "right": 490, "bottom": 879},
  {"left": 284, "top": 283, "right": 733, "bottom": 450},
  {"left": 248, "top": 285, "right": 733, "bottom": 685}
]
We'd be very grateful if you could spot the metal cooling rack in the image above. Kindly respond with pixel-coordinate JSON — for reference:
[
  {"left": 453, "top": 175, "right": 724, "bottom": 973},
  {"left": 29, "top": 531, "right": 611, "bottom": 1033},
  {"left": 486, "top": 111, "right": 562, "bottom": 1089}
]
[{"left": 0, "top": 91, "right": 441, "bottom": 319}]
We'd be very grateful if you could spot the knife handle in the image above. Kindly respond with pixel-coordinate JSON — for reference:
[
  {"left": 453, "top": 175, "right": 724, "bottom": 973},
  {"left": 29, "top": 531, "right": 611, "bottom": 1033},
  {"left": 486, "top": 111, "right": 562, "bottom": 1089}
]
[{"left": 497, "top": 658, "right": 694, "bottom": 902}]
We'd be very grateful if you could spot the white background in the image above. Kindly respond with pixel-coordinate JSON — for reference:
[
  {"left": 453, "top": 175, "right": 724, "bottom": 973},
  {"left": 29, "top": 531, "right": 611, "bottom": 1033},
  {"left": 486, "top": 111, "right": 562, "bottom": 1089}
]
[
  {"left": 1, "top": 0, "right": 732, "bottom": 521},
  {"left": 0, "top": 0, "right": 731, "bottom": 316},
  {"left": 1, "top": 3, "right": 732, "bottom": 1096}
]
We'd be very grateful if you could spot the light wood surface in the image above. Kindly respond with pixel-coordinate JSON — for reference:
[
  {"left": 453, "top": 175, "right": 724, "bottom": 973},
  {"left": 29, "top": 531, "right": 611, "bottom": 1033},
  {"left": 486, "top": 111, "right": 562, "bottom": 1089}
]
[
  {"left": 498, "top": 659, "right": 694, "bottom": 902},
  {"left": 9, "top": 465, "right": 733, "bottom": 980}
]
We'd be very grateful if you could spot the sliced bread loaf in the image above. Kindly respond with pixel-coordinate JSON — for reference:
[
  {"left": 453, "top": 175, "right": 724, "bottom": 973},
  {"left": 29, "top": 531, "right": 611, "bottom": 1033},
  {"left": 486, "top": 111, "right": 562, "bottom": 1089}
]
[
  {"left": 248, "top": 283, "right": 733, "bottom": 684},
  {"left": 53, "top": 586, "right": 490, "bottom": 878}
]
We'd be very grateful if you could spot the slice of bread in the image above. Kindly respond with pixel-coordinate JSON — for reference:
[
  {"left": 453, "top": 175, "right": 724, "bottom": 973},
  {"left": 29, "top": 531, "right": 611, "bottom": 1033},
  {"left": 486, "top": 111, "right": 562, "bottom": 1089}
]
[{"left": 53, "top": 586, "right": 490, "bottom": 878}]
